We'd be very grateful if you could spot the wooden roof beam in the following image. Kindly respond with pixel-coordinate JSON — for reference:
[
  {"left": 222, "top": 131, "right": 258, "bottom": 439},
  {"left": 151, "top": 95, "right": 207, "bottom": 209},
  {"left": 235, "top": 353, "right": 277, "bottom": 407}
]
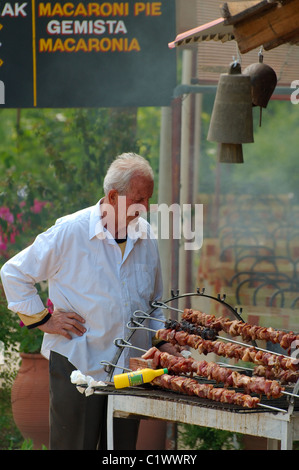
[{"left": 222, "top": 0, "right": 299, "bottom": 53}]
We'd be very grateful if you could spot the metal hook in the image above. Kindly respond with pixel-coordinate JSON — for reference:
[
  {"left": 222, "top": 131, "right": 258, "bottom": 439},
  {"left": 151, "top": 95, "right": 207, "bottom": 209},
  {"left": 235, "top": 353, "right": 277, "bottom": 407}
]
[
  {"left": 196, "top": 287, "right": 206, "bottom": 295},
  {"left": 132, "top": 310, "right": 151, "bottom": 320},
  {"left": 132, "top": 310, "right": 165, "bottom": 323},
  {"left": 127, "top": 319, "right": 157, "bottom": 333},
  {"left": 151, "top": 300, "right": 183, "bottom": 314},
  {"left": 113, "top": 337, "right": 147, "bottom": 353},
  {"left": 100, "top": 360, "right": 131, "bottom": 373},
  {"left": 217, "top": 293, "right": 227, "bottom": 302},
  {"left": 258, "top": 45, "right": 264, "bottom": 63},
  {"left": 235, "top": 307, "right": 243, "bottom": 316}
]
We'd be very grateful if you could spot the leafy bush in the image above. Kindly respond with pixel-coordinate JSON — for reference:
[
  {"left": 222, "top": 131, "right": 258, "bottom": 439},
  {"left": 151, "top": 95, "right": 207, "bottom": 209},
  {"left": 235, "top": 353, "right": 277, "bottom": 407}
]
[{"left": 179, "top": 424, "right": 242, "bottom": 450}]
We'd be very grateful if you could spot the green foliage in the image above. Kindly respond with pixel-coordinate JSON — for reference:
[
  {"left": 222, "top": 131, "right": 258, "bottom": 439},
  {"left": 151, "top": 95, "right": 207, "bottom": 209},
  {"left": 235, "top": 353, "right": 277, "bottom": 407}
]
[
  {"left": 0, "top": 296, "right": 19, "bottom": 354},
  {"left": 19, "top": 438, "right": 48, "bottom": 450},
  {"left": 0, "top": 386, "right": 23, "bottom": 450},
  {"left": 0, "top": 106, "right": 160, "bottom": 363},
  {"left": 179, "top": 424, "right": 241, "bottom": 450},
  {"left": 199, "top": 97, "right": 299, "bottom": 200},
  {"left": 17, "top": 326, "right": 44, "bottom": 354}
]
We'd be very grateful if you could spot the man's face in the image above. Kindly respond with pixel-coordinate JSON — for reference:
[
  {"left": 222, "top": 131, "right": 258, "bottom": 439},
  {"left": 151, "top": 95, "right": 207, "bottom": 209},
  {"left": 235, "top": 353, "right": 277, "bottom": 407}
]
[
  {"left": 107, "top": 174, "right": 154, "bottom": 238},
  {"left": 124, "top": 174, "right": 154, "bottom": 223}
]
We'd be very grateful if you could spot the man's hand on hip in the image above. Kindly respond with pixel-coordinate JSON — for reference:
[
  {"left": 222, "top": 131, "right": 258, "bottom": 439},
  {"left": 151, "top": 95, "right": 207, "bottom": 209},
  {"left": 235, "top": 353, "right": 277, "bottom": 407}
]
[{"left": 38, "top": 310, "right": 86, "bottom": 339}]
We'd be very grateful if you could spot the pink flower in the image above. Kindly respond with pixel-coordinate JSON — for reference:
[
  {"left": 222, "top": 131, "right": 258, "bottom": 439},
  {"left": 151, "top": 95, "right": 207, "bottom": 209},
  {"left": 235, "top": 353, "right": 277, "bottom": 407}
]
[
  {"left": 0, "top": 234, "right": 7, "bottom": 251},
  {"left": 0, "top": 207, "right": 14, "bottom": 223},
  {"left": 31, "top": 199, "right": 47, "bottom": 214}
]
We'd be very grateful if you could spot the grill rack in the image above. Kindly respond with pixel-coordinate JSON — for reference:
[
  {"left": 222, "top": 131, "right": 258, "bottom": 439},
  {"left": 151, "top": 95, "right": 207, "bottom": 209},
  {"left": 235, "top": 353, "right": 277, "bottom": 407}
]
[
  {"left": 103, "top": 289, "right": 299, "bottom": 415},
  {"left": 105, "top": 288, "right": 249, "bottom": 381}
]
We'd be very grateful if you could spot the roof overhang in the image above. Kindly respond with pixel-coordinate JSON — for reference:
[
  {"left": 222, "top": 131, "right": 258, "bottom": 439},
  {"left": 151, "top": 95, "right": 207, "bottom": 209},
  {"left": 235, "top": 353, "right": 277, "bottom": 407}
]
[
  {"left": 169, "top": 0, "right": 299, "bottom": 54},
  {"left": 169, "top": 17, "right": 234, "bottom": 49}
]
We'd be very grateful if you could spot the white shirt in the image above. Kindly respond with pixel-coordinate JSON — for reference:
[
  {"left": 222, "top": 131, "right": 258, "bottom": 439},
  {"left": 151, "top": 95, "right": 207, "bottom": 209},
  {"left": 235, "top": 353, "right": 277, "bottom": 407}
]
[{"left": 0, "top": 200, "right": 165, "bottom": 380}]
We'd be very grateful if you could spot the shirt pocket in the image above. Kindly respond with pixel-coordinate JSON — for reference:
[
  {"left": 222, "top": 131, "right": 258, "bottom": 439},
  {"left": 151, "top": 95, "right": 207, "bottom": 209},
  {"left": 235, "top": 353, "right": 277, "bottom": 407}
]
[{"left": 133, "top": 263, "right": 155, "bottom": 301}]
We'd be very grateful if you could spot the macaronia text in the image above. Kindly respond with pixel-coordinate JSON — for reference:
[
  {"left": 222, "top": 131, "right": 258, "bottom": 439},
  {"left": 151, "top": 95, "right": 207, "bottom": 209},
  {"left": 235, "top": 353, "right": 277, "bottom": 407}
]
[{"left": 39, "top": 36, "right": 140, "bottom": 52}]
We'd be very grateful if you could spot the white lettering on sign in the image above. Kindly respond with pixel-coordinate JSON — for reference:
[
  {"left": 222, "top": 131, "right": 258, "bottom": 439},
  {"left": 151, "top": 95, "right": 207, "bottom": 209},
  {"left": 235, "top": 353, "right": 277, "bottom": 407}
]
[
  {"left": 0, "top": 80, "right": 4, "bottom": 104},
  {"left": 0, "top": 2, "right": 28, "bottom": 16},
  {"left": 46, "top": 19, "right": 127, "bottom": 35}
]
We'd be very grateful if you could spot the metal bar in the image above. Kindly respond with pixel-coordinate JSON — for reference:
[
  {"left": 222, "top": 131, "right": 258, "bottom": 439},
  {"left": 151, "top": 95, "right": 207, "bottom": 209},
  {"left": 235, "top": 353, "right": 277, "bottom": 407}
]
[
  {"left": 173, "top": 84, "right": 296, "bottom": 99},
  {"left": 282, "top": 390, "right": 299, "bottom": 399},
  {"left": 151, "top": 290, "right": 247, "bottom": 324},
  {"left": 100, "top": 360, "right": 131, "bottom": 373},
  {"left": 257, "top": 403, "right": 288, "bottom": 413},
  {"left": 217, "top": 362, "right": 253, "bottom": 371},
  {"left": 218, "top": 335, "right": 292, "bottom": 359},
  {"left": 151, "top": 300, "right": 183, "bottom": 313}
]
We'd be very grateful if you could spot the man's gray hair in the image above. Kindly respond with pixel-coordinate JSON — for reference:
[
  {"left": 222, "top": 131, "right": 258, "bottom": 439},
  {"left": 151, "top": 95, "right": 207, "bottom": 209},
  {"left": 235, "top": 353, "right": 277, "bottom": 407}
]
[{"left": 103, "top": 153, "right": 154, "bottom": 195}]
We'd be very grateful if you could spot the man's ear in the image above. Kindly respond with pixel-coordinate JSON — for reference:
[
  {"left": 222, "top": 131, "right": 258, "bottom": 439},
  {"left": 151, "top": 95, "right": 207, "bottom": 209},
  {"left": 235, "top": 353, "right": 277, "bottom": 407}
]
[{"left": 108, "top": 189, "right": 118, "bottom": 206}]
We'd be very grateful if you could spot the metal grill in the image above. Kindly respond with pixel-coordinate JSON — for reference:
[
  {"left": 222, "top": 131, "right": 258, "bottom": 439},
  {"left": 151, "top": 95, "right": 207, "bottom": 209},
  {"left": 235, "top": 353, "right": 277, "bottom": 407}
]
[{"left": 100, "top": 290, "right": 299, "bottom": 416}]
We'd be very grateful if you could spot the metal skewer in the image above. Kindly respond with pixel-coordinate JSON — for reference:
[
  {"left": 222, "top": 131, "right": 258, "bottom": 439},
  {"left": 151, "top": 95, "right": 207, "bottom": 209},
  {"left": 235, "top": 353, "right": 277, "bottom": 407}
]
[
  {"left": 217, "top": 362, "right": 253, "bottom": 372},
  {"left": 217, "top": 335, "right": 292, "bottom": 359},
  {"left": 130, "top": 315, "right": 294, "bottom": 360},
  {"left": 100, "top": 360, "right": 131, "bottom": 373},
  {"left": 151, "top": 300, "right": 183, "bottom": 313},
  {"left": 144, "top": 307, "right": 294, "bottom": 361},
  {"left": 113, "top": 337, "right": 147, "bottom": 353},
  {"left": 113, "top": 332, "right": 299, "bottom": 407},
  {"left": 281, "top": 390, "right": 299, "bottom": 398},
  {"left": 257, "top": 403, "right": 287, "bottom": 413}
]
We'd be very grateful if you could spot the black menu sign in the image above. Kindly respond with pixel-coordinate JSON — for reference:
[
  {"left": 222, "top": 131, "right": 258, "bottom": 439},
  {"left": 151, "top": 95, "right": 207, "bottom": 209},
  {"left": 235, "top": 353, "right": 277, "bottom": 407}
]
[{"left": 0, "top": 1, "right": 176, "bottom": 107}]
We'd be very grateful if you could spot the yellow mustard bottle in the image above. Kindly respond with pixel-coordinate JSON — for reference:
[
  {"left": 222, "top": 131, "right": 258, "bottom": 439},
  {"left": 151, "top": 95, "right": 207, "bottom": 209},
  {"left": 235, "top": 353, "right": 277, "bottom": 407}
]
[{"left": 114, "top": 368, "right": 168, "bottom": 389}]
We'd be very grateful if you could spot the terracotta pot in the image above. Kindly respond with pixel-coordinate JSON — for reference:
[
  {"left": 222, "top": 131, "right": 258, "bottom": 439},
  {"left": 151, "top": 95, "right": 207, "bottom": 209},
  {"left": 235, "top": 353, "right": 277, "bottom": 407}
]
[{"left": 11, "top": 353, "right": 50, "bottom": 449}]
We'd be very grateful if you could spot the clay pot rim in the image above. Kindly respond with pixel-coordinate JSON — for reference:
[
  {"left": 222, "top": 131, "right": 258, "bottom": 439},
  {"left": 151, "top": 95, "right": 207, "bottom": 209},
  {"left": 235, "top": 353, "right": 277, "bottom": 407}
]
[{"left": 20, "top": 352, "right": 45, "bottom": 360}]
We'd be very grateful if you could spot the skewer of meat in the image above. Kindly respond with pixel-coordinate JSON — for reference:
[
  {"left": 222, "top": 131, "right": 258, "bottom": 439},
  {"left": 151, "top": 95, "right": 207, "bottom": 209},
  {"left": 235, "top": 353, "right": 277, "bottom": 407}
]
[
  {"left": 182, "top": 308, "right": 299, "bottom": 351},
  {"left": 142, "top": 347, "right": 284, "bottom": 398},
  {"left": 151, "top": 373, "right": 260, "bottom": 409},
  {"left": 164, "top": 318, "right": 217, "bottom": 340},
  {"left": 156, "top": 328, "right": 299, "bottom": 372},
  {"left": 253, "top": 365, "right": 299, "bottom": 384}
]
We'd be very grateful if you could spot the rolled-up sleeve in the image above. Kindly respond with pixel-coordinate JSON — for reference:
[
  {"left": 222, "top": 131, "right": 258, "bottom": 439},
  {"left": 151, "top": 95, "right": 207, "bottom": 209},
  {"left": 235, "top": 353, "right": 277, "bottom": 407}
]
[{"left": 0, "top": 225, "right": 61, "bottom": 317}]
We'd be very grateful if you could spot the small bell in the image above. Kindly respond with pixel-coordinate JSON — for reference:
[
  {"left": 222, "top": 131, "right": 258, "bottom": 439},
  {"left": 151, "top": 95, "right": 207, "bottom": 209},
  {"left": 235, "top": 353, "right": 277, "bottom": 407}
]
[
  {"left": 243, "top": 51, "right": 277, "bottom": 126},
  {"left": 207, "top": 61, "right": 254, "bottom": 163}
]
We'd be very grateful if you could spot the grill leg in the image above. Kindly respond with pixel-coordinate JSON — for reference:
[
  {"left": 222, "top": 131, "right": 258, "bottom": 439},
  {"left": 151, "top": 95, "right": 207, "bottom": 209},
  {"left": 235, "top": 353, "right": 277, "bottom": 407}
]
[
  {"left": 267, "top": 439, "right": 279, "bottom": 450},
  {"left": 107, "top": 396, "right": 114, "bottom": 450},
  {"left": 280, "top": 420, "right": 293, "bottom": 450}
]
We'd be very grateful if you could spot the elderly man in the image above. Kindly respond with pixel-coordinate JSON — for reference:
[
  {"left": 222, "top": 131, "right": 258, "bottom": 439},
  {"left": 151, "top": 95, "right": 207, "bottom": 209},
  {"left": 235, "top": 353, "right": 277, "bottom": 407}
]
[{"left": 1, "top": 153, "right": 173, "bottom": 450}]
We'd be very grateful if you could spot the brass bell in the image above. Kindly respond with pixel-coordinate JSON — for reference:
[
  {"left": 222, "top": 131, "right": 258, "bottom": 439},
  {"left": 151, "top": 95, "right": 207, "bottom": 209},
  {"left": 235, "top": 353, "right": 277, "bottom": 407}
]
[
  {"left": 243, "top": 53, "right": 277, "bottom": 126},
  {"left": 207, "top": 61, "right": 254, "bottom": 164}
]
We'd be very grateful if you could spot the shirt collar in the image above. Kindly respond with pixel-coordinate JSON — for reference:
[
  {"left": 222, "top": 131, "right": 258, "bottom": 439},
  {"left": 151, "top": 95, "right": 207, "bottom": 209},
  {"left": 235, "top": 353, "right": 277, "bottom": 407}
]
[{"left": 89, "top": 199, "right": 148, "bottom": 242}]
